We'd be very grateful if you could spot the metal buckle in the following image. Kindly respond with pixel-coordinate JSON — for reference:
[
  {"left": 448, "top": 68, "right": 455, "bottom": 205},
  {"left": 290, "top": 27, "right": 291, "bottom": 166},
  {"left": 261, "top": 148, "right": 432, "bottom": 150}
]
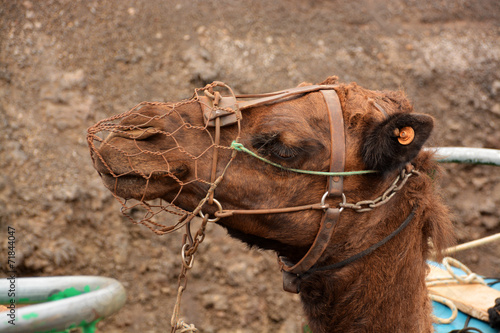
[{"left": 321, "top": 192, "right": 345, "bottom": 212}]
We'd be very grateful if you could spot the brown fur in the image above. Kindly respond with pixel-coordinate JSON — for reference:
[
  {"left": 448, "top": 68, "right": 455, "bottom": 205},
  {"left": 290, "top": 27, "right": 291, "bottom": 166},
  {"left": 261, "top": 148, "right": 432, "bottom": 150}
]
[{"left": 91, "top": 77, "right": 454, "bottom": 332}]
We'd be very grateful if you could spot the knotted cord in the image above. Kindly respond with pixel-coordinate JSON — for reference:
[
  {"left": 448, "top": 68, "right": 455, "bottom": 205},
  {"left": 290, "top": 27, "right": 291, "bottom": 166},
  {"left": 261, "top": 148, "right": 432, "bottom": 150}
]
[{"left": 427, "top": 257, "right": 487, "bottom": 325}]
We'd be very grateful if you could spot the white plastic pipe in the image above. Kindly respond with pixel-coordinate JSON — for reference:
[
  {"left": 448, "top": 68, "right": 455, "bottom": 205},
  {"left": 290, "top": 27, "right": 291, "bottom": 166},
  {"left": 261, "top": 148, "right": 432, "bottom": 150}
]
[
  {"left": 0, "top": 276, "right": 126, "bottom": 333},
  {"left": 427, "top": 147, "right": 500, "bottom": 166}
]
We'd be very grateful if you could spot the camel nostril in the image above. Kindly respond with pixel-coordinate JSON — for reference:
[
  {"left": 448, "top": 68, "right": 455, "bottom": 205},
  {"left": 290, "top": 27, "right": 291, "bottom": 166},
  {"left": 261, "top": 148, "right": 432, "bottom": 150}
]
[
  {"left": 104, "top": 126, "right": 159, "bottom": 142},
  {"left": 171, "top": 164, "right": 189, "bottom": 179},
  {"left": 125, "top": 127, "right": 159, "bottom": 140}
]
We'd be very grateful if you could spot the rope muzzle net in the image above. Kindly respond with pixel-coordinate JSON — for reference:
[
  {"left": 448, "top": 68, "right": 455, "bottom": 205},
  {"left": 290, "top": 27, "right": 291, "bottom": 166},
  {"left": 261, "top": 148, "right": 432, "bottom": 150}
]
[{"left": 87, "top": 82, "right": 242, "bottom": 234}]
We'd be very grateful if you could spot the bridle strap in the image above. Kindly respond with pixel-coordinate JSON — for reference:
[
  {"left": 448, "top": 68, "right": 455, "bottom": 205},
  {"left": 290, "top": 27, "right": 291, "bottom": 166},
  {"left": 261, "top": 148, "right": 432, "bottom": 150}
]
[
  {"left": 279, "top": 208, "right": 341, "bottom": 274},
  {"left": 236, "top": 84, "right": 339, "bottom": 110},
  {"left": 303, "top": 206, "right": 417, "bottom": 277},
  {"left": 322, "top": 89, "right": 345, "bottom": 196},
  {"left": 199, "top": 83, "right": 340, "bottom": 129},
  {"left": 279, "top": 89, "right": 346, "bottom": 293},
  {"left": 215, "top": 203, "right": 329, "bottom": 218},
  {"left": 208, "top": 115, "right": 221, "bottom": 204},
  {"left": 281, "top": 205, "right": 417, "bottom": 293}
]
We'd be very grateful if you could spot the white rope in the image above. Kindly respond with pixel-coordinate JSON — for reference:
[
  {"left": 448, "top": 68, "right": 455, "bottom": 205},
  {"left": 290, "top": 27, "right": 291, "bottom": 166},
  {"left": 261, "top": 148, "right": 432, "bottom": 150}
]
[
  {"left": 176, "top": 320, "right": 198, "bottom": 333},
  {"left": 427, "top": 257, "right": 487, "bottom": 287},
  {"left": 170, "top": 286, "right": 198, "bottom": 332},
  {"left": 426, "top": 257, "right": 487, "bottom": 324},
  {"left": 429, "top": 294, "right": 458, "bottom": 324}
]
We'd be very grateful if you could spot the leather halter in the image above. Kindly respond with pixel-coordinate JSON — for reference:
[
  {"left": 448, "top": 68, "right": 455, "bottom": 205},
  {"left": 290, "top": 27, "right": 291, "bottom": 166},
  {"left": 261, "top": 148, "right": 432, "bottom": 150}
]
[
  {"left": 197, "top": 81, "right": 420, "bottom": 296},
  {"left": 199, "top": 83, "right": 347, "bottom": 293},
  {"left": 196, "top": 82, "right": 418, "bottom": 295}
]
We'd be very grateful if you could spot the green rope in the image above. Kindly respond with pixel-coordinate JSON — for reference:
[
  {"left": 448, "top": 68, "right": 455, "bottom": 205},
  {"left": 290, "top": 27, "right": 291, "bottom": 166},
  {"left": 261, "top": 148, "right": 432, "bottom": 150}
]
[{"left": 230, "top": 141, "right": 377, "bottom": 176}]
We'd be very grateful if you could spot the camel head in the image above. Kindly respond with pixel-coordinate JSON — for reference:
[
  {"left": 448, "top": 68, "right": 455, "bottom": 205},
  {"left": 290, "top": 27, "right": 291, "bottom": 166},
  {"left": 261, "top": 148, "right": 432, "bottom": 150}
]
[{"left": 88, "top": 77, "right": 436, "bottom": 261}]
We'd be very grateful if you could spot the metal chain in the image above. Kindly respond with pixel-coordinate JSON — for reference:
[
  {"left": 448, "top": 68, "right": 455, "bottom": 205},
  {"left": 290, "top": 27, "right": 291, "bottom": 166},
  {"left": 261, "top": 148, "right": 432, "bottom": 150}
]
[
  {"left": 170, "top": 215, "right": 210, "bottom": 333},
  {"left": 339, "top": 167, "right": 420, "bottom": 213}
]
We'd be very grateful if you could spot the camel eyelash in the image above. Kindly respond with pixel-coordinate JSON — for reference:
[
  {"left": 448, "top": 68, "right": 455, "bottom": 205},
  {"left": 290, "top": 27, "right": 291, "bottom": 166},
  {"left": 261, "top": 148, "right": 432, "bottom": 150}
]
[
  {"left": 269, "top": 143, "right": 299, "bottom": 160},
  {"left": 252, "top": 133, "right": 302, "bottom": 161}
]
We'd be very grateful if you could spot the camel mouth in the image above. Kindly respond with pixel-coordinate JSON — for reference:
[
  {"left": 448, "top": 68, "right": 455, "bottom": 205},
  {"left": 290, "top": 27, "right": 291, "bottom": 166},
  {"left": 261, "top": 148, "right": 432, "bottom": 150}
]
[
  {"left": 100, "top": 172, "right": 179, "bottom": 201},
  {"left": 90, "top": 138, "right": 192, "bottom": 201}
]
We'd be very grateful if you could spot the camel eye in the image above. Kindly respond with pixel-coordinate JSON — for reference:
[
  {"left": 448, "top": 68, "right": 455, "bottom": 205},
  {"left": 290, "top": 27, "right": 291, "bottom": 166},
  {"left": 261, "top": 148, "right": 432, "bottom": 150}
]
[
  {"left": 269, "top": 144, "right": 297, "bottom": 160},
  {"left": 252, "top": 133, "right": 299, "bottom": 161}
]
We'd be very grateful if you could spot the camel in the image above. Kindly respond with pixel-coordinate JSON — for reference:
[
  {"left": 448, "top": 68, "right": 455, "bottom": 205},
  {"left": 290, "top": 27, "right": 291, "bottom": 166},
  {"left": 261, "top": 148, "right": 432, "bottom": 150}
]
[{"left": 88, "top": 76, "right": 454, "bottom": 332}]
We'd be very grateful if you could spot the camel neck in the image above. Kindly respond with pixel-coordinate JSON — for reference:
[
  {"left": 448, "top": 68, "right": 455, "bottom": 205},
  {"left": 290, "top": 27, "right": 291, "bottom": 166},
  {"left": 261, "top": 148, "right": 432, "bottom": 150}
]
[{"left": 298, "top": 211, "right": 433, "bottom": 333}]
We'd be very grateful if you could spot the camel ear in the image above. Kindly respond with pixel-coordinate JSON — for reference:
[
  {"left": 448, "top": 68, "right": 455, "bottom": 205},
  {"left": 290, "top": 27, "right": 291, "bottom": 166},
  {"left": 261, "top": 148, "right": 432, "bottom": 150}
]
[{"left": 362, "top": 113, "right": 434, "bottom": 173}]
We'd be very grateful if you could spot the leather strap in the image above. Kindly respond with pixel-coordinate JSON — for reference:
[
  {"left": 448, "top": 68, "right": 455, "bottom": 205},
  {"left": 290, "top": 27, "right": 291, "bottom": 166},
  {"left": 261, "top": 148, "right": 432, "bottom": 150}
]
[
  {"left": 279, "top": 89, "right": 346, "bottom": 293},
  {"left": 208, "top": 116, "right": 221, "bottom": 204},
  {"left": 321, "top": 90, "right": 345, "bottom": 197},
  {"left": 199, "top": 95, "right": 240, "bottom": 127},
  {"left": 305, "top": 206, "right": 417, "bottom": 275},
  {"left": 215, "top": 202, "right": 328, "bottom": 218},
  {"left": 198, "top": 84, "right": 339, "bottom": 127},
  {"left": 280, "top": 208, "right": 340, "bottom": 275},
  {"left": 237, "top": 84, "right": 338, "bottom": 110}
]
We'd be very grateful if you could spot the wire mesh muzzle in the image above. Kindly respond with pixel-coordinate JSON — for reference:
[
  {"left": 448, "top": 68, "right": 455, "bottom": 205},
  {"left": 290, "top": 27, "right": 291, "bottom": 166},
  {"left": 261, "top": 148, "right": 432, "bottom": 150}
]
[{"left": 87, "top": 82, "right": 241, "bottom": 234}]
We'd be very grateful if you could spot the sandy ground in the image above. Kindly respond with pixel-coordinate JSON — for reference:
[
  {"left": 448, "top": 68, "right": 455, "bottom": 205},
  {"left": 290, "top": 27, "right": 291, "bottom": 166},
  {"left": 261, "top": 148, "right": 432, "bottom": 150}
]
[{"left": 1, "top": 1, "right": 499, "bottom": 332}]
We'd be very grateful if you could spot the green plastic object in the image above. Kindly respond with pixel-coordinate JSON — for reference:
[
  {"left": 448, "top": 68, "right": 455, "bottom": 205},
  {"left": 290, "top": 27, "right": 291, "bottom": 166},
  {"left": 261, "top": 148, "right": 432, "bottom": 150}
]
[{"left": 0, "top": 276, "right": 126, "bottom": 333}]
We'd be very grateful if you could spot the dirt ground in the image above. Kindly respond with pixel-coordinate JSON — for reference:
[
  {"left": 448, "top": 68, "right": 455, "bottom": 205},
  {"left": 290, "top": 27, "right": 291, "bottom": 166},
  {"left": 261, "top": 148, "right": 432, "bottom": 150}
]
[{"left": 1, "top": 1, "right": 500, "bottom": 332}]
